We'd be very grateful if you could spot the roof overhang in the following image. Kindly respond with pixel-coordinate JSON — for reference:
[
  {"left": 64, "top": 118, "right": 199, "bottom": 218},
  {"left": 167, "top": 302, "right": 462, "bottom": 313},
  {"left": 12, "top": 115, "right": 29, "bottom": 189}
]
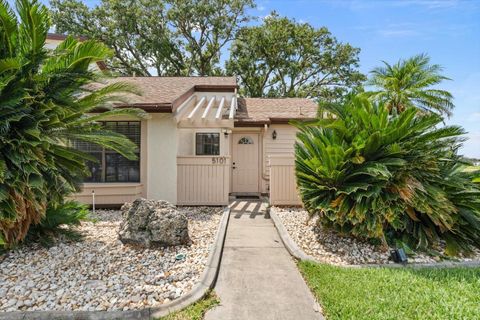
[
  {"left": 234, "top": 117, "right": 316, "bottom": 127},
  {"left": 108, "top": 84, "right": 238, "bottom": 113},
  {"left": 46, "top": 33, "right": 88, "bottom": 41},
  {"left": 115, "top": 103, "right": 172, "bottom": 113},
  {"left": 194, "top": 84, "right": 238, "bottom": 92},
  {"left": 46, "top": 33, "right": 107, "bottom": 71}
]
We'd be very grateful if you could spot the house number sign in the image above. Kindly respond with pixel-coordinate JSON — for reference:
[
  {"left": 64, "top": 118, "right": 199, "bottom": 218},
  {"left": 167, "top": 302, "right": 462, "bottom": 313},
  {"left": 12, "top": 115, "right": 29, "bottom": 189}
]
[{"left": 212, "top": 156, "right": 227, "bottom": 164}]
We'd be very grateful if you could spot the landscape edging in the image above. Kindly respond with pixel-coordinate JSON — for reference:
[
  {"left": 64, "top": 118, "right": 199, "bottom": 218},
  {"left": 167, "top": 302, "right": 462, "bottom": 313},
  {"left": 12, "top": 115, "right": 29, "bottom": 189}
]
[
  {"left": 268, "top": 206, "right": 480, "bottom": 269},
  {"left": 0, "top": 207, "right": 231, "bottom": 320},
  {"left": 268, "top": 206, "right": 317, "bottom": 263}
]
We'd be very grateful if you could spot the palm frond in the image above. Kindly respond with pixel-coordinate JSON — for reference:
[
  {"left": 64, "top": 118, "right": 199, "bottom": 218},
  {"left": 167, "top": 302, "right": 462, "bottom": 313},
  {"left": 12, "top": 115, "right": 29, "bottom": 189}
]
[
  {"left": 366, "top": 54, "right": 454, "bottom": 117},
  {"left": 295, "top": 96, "right": 480, "bottom": 255},
  {"left": 0, "top": 0, "right": 142, "bottom": 247}
]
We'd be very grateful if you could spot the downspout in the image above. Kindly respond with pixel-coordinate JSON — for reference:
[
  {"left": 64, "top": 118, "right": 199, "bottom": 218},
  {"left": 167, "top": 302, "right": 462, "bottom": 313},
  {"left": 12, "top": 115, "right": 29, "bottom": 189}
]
[{"left": 261, "top": 124, "right": 270, "bottom": 189}]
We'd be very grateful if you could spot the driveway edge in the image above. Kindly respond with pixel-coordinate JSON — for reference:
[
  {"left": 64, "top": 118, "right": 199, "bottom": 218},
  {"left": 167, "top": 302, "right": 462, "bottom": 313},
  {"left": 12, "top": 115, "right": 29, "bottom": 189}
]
[
  {"left": 269, "top": 206, "right": 480, "bottom": 269},
  {"left": 0, "top": 207, "right": 231, "bottom": 320}
]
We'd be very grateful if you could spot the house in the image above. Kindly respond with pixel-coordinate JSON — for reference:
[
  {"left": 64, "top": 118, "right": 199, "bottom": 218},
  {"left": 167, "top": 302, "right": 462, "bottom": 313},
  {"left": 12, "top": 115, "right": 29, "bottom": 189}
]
[
  {"left": 43, "top": 33, "right": 314, "bottom": 206},
  {"left": 71, "top": 76, "right": 317, "bottom": 207},
  {"left": 45, "top": 33, "right": 108, "bottom": 71}
]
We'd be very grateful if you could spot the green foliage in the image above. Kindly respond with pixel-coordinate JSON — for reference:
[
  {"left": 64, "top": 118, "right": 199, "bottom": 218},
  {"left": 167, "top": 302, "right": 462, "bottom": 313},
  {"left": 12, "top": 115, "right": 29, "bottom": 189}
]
[
  {"left": 299, "top": 261, "right": 480, "bottom": 320},
  {"left": 0, "top": 0, "right": 146, "bottom": 246},
  {"left": 50, "top": 0, "right": 255, "bottom": 76},
  {"left": 25, "top": 200, "right": 90, "bottom": 246},
  {"left": 227, "top": 12, "right": 365, "bottom": 101},
  {"left": 365, "top": 53, "right": 454, "bottom": 117},
  {"left": 157, "top": 291, "right": 219, "bottom": 320},
  {"left": 294, "top": 96, "right": 480, "bottom": 255}
]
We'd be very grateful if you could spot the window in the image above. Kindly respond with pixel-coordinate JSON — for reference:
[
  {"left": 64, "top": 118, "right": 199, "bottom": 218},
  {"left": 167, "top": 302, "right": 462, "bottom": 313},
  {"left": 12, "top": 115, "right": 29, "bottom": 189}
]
[
  {"left": 196, "top": 133, "right": 220, "bottom": 155},
  {"left": 238, "top": 136, "right": 254, "bottom": 144},
  {"left": 73, "top": 121, "right": 141, "bottom": 183}
]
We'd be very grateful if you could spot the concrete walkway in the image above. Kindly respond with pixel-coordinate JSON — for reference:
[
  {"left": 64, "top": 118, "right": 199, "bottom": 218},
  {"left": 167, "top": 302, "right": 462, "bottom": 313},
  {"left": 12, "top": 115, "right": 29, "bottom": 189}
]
[{"left": 205, "top": 200, "right": 323, "bottom": 320}]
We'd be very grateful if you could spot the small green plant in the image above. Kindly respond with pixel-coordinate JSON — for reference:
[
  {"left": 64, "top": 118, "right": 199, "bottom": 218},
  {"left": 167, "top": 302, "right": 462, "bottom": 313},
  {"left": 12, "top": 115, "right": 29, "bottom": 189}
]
[
  {"left": 294, "top": 96, "right": 480, "bottom": 255},
  {"left": 25, "top": 200, "right": 91, "bottom": 246},
  {"left": 157, "top": 291, "right": 219, "bottom": 320}
]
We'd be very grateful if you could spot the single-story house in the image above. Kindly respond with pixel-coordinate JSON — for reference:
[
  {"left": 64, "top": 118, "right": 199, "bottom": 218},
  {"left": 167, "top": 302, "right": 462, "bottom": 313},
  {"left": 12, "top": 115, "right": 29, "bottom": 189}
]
[{"left": 72, "top": 76, "right": 317, "bottom": 206}]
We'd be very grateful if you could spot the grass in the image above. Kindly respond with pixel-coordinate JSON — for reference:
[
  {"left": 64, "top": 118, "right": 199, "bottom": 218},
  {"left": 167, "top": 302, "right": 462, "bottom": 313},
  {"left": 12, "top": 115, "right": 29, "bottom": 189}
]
[
  {"left": 464, "top": 165, "right": 479, "bottom": 173},
  {"left": 157, "top": 292, "right": 219, "bottom": 320},
  {"left": 298, "top": 261, "right": 480, "bottom": 320}
]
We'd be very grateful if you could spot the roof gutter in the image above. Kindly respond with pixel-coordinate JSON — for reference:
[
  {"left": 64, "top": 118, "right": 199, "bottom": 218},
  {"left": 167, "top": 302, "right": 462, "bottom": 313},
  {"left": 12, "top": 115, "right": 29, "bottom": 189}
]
[
  {"left": 234, "top": 117, "right": 316, "bottom": 127},
  {"left": 113, "top": 103, "right": 172, "bottom": 113}
]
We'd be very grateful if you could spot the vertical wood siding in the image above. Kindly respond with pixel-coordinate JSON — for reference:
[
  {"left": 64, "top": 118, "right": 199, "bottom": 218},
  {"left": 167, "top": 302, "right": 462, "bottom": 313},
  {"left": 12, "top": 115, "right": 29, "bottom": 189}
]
[
  {"left": 177, "top": 156, "right": 230, "bottom": 205},
  {"left": 269, "top": 155, "right": 302, "bottom": 206},
  {"left": 263, "top": 125, "right": 298, "bottom": 179}
]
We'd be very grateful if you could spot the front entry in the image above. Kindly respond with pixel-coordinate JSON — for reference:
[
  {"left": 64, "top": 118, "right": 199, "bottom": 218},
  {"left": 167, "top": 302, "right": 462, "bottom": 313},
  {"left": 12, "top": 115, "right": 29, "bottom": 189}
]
[{"left": 232, "top": 133, "right": 259, "bottom": 193}]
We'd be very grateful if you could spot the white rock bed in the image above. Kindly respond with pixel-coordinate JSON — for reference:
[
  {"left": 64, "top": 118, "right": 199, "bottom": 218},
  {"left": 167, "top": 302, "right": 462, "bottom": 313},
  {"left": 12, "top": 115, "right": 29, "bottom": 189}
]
[
  {"left": 273, "top": 207, "right": 480, "bottom": 266},
  {"left": 0, "top": 207, "right": 223, "bottom": 312}
]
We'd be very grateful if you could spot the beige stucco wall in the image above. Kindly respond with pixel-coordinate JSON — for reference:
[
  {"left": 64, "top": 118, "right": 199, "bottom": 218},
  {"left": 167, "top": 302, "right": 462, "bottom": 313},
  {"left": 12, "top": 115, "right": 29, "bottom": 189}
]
[
  {"left": 72, "top": 114, "right": 184, "bottom": 206},
  {"left": 72, "top": 113, "right": 301, "bottom": 205},
  {"left": 73, "top": 183, "right": 144, "bottom": 205},
  {"left": 146, "top": 113, "right": 178, "bottom": 203},
  {"left": 177, "top": 127, "right": 231, "bottom": 156}
]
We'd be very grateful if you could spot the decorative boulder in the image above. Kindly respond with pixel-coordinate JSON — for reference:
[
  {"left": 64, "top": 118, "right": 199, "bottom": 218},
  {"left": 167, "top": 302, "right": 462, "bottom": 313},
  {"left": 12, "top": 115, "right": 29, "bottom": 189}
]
[{"left": 118, "top": 198, "right": 190, "bottom": 247}]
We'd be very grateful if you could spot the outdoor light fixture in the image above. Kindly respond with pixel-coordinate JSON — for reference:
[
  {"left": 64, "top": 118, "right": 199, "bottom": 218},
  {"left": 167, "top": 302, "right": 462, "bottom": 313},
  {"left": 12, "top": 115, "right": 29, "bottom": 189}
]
[
  {"left": 390, "top": 248, "right": 408, "bottom": 264},
  {"left": 272, "top": 130, "right": 277, "bottom": 140}
]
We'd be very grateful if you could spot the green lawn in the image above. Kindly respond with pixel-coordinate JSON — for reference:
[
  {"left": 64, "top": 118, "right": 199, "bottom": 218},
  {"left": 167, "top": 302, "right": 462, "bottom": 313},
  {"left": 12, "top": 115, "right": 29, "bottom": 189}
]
[
  {"left": 157, "top": 292, "right": 219, "bottom": 320},
  {"left": 299, "top": 261, "right": 480, "bottom": 320}
]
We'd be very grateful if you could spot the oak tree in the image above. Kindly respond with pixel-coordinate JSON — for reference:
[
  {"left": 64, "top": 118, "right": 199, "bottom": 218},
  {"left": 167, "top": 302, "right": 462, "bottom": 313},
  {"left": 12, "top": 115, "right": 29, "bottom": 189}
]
[{"left": 226, "top": 13, "right": 365, "bottom": 101}]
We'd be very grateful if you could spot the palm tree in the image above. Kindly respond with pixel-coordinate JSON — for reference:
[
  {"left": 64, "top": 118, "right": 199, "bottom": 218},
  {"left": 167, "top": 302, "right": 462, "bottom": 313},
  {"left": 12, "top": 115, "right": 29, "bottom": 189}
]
[
  {"left": 0, "top": 0, "right": 145, "bottom": 246},
  {"left": 294, "top": 96, "right": 480, "bottom": 255},
  {"left": 366, "top": 54, "right": 454, "bottom": 117}
]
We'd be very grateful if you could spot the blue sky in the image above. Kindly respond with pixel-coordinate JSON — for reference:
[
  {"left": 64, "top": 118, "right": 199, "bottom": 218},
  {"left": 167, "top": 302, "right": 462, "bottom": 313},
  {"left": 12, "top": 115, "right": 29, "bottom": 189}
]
[
  {"left": 9, "top": 0, "right": 480, "bottom": 157},
  {"left": 251, "top": 0, "right": 480, "bottom": 158}
]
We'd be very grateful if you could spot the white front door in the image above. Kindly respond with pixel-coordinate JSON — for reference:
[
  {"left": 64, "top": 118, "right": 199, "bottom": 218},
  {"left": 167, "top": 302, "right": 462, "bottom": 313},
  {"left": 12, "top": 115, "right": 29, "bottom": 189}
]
[{"left": 232, "top": 133, "right": 259, "bottom": 193}]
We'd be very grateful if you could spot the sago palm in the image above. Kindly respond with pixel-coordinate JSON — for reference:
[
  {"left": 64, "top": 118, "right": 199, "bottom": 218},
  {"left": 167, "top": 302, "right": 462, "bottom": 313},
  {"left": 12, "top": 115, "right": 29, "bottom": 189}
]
[
  {"left": 294, "top": 96, "right": 480, "bottom": 255},
  {"left": 366, "top": 54, "right": 454, "bottom": 117},
  {"left": 0, "top": 0, "right": 146, "bottom": 246}
]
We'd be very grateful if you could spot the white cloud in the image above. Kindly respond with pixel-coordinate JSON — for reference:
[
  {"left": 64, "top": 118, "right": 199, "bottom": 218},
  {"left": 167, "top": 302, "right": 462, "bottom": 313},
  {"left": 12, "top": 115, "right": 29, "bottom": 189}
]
[
  {"left": 460, "top": 132, "right": 480, "bottom": 158},
  {"left": 390, "top": 0, "right": 460, "bottom": 9},
  {"left": 378, "top": 28, "right": 421, "bottom": 37},
  {"left": 323, "top": 0, "right": 476, "bottom": 11},
  {"left": 355, "top": 22, "right": 423, "bottom": 38},
  {"left": 466, "top": 112, "right": 480, "bottom": 122}
]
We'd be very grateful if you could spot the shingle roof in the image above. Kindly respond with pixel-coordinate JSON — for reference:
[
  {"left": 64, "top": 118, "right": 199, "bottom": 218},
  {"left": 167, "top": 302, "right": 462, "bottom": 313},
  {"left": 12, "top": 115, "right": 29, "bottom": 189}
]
[
  {"left": 113, "top": 76, "right": 237, "bottom": 106},
  {"left": 235, "top": 98, "right": 318, "bottom": 125},
  {"left": 100, "top": 76, "right": 318, "bottom": 121}
]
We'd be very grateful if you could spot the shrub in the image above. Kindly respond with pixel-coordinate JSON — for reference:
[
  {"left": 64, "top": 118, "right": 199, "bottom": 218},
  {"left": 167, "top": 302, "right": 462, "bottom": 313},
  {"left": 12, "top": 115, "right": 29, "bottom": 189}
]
[
  {"left": 0, "top": 0, "right": 145, "bottom": 247},
  {"left": 25, "top": 200, "right": 91, "bottom": 246},
  {"left": 294, "top": 96, "right": 480, "bottom": 255}
]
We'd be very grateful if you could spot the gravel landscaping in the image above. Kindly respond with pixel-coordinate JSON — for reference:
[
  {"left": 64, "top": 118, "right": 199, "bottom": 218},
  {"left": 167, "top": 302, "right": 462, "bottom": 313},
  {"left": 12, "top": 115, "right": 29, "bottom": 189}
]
[
  {"left": 0, "top": 206, "right": 223, "bottom": 312},
  {"left": 273, "top": 206, "right": 480, "bottom": 266}
]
